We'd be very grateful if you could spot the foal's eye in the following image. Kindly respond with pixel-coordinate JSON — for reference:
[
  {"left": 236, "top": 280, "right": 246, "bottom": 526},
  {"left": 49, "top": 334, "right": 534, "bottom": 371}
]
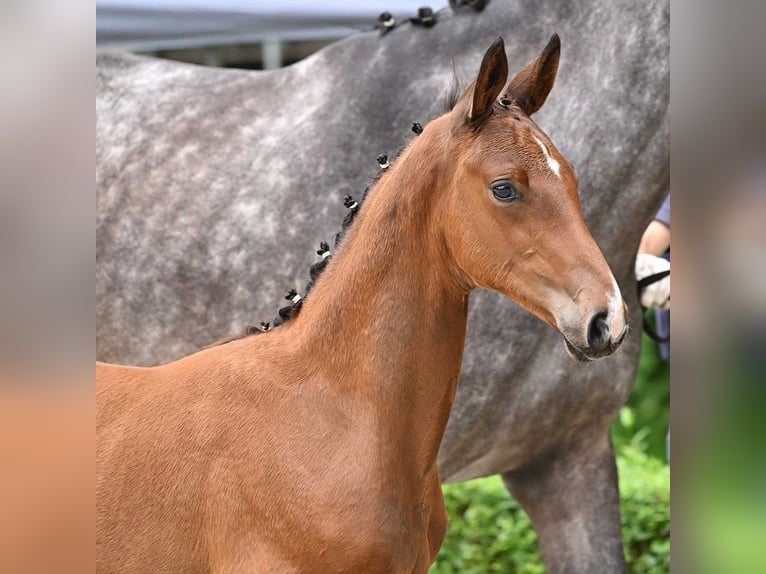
[{"left": 490, "top": 181, "right": 521, "bottom": 203}]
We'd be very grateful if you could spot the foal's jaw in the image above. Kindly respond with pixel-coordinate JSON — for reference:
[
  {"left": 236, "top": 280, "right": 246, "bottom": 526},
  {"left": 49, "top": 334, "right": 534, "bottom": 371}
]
[{"left": 488, "top": 264, "right": 628, "bottom": 362}]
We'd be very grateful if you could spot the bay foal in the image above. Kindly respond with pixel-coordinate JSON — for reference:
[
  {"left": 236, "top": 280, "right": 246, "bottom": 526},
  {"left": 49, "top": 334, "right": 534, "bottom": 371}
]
[{"left": 97, "top": 36, "right": 627, "bottom": 574}]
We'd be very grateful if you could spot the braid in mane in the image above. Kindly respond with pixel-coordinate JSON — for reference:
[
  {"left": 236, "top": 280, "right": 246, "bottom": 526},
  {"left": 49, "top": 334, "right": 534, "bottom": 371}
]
[{"left": 309, "top": 241, "right": 332, "bottom": 283}]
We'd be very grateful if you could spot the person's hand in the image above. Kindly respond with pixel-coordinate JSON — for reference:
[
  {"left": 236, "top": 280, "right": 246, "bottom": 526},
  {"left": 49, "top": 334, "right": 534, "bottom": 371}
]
[
  {"left": 638, "top": 221, "right": 670, "bottom": 256},
  {"left": 635, "top": 253, "right": 670, "bottom": 310}
]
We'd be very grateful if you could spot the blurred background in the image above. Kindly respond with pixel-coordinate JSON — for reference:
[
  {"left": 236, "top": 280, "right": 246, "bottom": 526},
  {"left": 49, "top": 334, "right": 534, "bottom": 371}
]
[{"left": 2, "top": 0, "right": 765, "bottom": 573}]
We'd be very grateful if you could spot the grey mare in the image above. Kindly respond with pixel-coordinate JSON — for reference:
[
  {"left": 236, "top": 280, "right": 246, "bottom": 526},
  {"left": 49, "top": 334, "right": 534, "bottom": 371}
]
[{"left": 96, "top": 1, "right": 668, "bottom": 571}]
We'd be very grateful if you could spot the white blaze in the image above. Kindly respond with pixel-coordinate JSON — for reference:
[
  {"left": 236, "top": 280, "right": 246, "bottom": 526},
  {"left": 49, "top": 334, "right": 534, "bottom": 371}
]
[
  {"left": 533, "top": 135, "right": 561, "bottom": 178},
  {"left": 606, "top": 274, "right": 625, "bottom": 337}
]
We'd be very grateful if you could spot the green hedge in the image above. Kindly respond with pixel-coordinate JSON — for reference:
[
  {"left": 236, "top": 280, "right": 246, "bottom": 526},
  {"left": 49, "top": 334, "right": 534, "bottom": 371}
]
[
  {"left": 430, "top": 444, "right": 670, "bottom": 574},
  {"left": 611, "top": 323, "right": 670, "bottom": 460}
]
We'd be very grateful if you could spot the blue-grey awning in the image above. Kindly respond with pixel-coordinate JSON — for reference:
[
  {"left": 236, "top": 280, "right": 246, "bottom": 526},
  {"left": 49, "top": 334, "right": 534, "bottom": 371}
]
[{"left": 97, "top": 1, "right": 448, "bottom": 50}]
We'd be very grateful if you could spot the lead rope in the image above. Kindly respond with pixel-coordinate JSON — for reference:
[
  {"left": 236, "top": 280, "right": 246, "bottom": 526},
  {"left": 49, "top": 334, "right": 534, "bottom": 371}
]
[{"left": 637, "top": 269, "right": 670, "bottom": 343}]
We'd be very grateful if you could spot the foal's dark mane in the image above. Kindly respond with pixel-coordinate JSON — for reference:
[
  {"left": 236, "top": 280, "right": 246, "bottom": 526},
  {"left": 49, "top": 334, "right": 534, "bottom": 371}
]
[{"left": 233, "top": 125, "right": 416, "bottom": 341}]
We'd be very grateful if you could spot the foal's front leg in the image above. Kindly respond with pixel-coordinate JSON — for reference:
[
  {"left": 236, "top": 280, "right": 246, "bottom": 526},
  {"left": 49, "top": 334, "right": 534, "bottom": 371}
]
[
  {"left": 501, "top": 435, "right": 627, "bottom": 574},
  {"left": 426, "top": 469, "right": 448, "bottom": 563},
  {"left": 411, "top": 468, "right": 448, "bottom": 574}
]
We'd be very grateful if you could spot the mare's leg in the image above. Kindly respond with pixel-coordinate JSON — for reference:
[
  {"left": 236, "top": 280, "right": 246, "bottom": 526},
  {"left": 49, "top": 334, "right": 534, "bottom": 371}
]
[{"left": 501, "top": 435, "right": 627, "bottom": 574}]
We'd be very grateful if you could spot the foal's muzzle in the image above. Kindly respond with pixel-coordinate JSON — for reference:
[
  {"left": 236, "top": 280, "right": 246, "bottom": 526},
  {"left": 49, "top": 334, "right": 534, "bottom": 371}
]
[{"left": 563, "top": 308, "right": 628, "bottom": 362}]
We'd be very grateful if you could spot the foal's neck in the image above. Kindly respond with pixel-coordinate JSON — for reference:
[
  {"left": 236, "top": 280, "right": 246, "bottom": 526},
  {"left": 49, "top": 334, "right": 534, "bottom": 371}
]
[{"left": 289, "top": 129, "right": 468, "bottom": 477}]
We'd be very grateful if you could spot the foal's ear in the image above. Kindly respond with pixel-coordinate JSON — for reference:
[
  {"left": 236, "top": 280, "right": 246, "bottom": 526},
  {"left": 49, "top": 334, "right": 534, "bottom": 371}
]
[
  {"left": 503, "top": 33, "right": 560, "bottom": 116},
  {"left": 466, "top": 37, "right": 509, "bottom": 125}
]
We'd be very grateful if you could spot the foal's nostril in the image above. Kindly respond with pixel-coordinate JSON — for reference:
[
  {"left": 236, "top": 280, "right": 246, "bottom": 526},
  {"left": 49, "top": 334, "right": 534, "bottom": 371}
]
[{"left": 587, "top": 311, "right": 610, "bottom": 352}]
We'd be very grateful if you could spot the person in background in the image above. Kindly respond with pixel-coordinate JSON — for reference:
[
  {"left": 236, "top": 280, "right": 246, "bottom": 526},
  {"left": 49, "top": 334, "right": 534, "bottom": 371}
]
[
  {"left": 636, "top": 195, "right": 670, "bottom": 359},
  {"left": 639, "top": 196, "right": 670, "bottom": 260}
]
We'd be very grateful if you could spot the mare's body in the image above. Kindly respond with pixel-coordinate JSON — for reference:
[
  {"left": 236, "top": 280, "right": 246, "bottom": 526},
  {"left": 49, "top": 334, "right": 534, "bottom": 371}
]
[{"left": 96, "top": 2, "right": 669, "bottom": 571}]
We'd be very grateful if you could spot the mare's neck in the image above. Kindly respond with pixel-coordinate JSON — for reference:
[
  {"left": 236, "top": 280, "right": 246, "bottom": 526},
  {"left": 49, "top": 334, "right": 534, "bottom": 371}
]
[{"left": 290, "top": 129, "right": 469, "bottom": 477}]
